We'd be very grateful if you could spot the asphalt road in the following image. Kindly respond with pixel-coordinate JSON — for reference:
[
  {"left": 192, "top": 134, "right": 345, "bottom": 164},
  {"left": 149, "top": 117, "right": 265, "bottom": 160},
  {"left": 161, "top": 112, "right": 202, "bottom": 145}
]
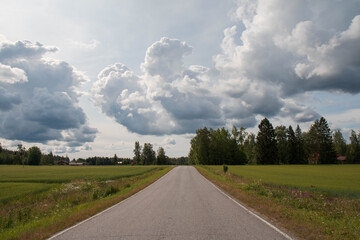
[{"left": 49, "top": 166, "right": 292, "bottom": 240}]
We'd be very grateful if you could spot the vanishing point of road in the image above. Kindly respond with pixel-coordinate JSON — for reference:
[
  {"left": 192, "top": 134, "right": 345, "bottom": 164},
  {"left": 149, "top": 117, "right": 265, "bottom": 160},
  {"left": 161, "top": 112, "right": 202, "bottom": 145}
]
[{"left": 49, "top": 166, "right": 293, "bottom": 240}]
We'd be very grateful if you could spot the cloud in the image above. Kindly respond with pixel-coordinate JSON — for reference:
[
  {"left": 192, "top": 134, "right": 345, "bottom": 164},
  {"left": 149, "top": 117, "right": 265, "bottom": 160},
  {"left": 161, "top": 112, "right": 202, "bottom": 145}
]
[
  {"left": 0, "top": 63, "right": 28, "bottom": 84},
  {"left": 162, "top": 137, "right": 176, "bottom": 146},
  {"left": 0, "top": 37, "right": 97, "bottom": 148},
  {"left": 92, "top": 0, "right": 360, "bottom": 135},
  {"left": 67, "top": 39, "right": 99, "bottom": 50}
]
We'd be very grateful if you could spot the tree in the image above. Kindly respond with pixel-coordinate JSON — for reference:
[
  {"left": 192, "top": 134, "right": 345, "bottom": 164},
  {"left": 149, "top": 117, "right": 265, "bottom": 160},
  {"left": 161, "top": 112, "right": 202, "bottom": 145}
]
[
  {"left": 27, "top": 146, "right": 41, "bottom": 165},
  {"left": 140, "top": 143, "right": 156, "bottom": 165},
  {"left": 275, "top": 125, "right": 288, "bottom": 164},
  {"left": 333, "top": 130, "right": 347, "bottom": 156},
  {"left": 156, "top": 147, "right": 167, "bottom": 165},
  {"left": 40, "top": 151, "right": 55, "bottom": 165},
  {"left": 244, "top": 133, "right": 256, "bottom": 164},
  {"left": 17, "top": 144, "right": 26, "bottom": 166},
  {"left": 133, "top": 141, "right": 141, "bottom": 165},
  {"left": 347, "top": 130, "right": 360, "bottom": 163},
  {"left": 232, "top": 126, "right": 248, "bottom": 146},
  {"left": 188, "top": 127, "right": 211, "bottom": 165},
  {"left": 256, "top": 118, "right": 277, "bottom": 164},
  {"left": 307, "top": 117, "right": 337, "bottom": 164},
  {"left": 295, "top": 125, "right": 306, "bottom": 164},
  {"left": 286, "top": 126, "right": 297, "bottom": 164}
]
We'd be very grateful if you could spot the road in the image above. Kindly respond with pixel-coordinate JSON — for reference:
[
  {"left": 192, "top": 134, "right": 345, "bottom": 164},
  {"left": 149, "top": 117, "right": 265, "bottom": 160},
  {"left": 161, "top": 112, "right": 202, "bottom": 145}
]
[{"left": 49, "top": 166, "right": 292, "bottom": 240}]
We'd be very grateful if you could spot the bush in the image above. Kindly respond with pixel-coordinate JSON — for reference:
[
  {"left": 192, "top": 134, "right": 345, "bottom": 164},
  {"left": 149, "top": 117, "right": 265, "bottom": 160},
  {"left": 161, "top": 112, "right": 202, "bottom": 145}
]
[{"left": 223, "top": 165, "right": 228, "bottom": 173}]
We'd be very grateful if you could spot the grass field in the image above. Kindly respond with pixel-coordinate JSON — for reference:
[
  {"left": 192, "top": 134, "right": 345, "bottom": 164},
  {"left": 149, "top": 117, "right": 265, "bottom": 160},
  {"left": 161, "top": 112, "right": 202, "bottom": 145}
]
[
  {"left": 0, "top": 165, "right": 159, "bottom": 203},
  {"left": 0, "top": 165, "right": 159, "bottom": 183},
  {"left": 208, "top": 165, "right": 360, "bottom": 197},
  {"left": 0, "top": 165, "right": 171, "bottom": 240}
]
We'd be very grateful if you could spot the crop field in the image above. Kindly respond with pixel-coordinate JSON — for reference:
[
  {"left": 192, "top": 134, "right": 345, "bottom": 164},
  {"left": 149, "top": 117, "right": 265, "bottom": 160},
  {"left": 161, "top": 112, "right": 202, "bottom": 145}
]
[
  {"left": 0, "top": 165, "right": 160, "bottom": 203},
  {"left": 208, "top": 165, "right": 360, "bottom": 197}
]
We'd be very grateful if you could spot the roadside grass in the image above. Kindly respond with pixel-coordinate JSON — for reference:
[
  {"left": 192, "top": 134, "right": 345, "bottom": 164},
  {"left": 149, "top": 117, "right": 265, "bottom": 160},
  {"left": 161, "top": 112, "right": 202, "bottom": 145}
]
[
  {"left": 196, "top": 165, "right": 360, "bottom": 240},
  {"left": 0, "top": 166, "right": 172, "bottom": 240},
  {"left": 0, "top": 183, "right": 56, "bottom": 203}
]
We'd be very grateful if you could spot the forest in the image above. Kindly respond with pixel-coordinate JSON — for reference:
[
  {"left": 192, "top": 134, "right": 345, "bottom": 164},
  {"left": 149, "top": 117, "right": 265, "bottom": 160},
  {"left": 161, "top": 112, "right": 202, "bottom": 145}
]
[{"left": 188, "top": 117, "right": 360, "bottom": 165}]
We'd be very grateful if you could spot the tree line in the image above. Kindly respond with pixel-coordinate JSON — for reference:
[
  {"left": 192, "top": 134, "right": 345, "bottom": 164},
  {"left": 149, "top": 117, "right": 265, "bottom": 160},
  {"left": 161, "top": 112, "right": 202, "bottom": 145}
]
[
  {"left": 0, "top": 144, "right": 70, "bottom": 165},
  {"left": 0, "top": 142, "right": 189, "bottom": 166},
  {"left": 132, "top": 141, "right": 188, "bottom": 165},
  {"left": 189, "top": 117, "right": 360, "bottom": 165}
]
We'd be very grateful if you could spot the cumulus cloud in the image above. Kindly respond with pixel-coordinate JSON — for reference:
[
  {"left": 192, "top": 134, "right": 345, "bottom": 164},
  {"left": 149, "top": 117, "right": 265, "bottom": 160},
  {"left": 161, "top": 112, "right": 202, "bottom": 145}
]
[
  {"left": 0, "top": 37, "right": 97, "bottom": 148},
  {"left": 92, "top": 0, "right": 360, "bottom": 135},
  {"left": 0, "top": 63, "right": 28, "bottom": 84}
]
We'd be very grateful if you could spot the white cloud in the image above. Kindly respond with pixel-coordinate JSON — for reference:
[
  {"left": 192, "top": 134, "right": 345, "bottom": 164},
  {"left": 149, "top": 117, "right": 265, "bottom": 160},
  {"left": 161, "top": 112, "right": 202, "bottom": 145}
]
[
  {"left": 92, "top": 0, "right": 360, "bottom": 136},
  {"left": 0, "top": 37, "right": 97, "bottom": 149},
  {"left": 0, "top": 63, "right": 28, "bottom": 84},
  {"left": 67, "top": 39, "right": 99, "bottom": 50},
  {"left": 162, "top": 137, "right": 176, "bottom": 146}
]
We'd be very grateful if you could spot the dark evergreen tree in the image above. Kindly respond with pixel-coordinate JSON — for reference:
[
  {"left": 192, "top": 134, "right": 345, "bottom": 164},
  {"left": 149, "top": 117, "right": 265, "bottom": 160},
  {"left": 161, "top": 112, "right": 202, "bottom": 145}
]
[
  {"left": 308, "top": 117, "right": 337, "bottom": 164},
  {"left": 286, "top": 125, "right": 297, "bottom": 164},
  {"left": 295, "top": 125, "right": 306, "bottom": 164},
  {"left": 256, "top": 118, "right": 278, "bottom": 164},
  {"left": 275, "top": 125, "right": 288, "bottom": 164}
]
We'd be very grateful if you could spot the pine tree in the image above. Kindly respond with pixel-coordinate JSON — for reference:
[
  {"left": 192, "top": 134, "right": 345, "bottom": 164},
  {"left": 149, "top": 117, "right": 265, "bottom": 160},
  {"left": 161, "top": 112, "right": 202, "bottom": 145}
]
[
  {"left": 295, "top": 125, "right": 306, "bottom": 164},
  {"left": 308, "top": 117, "right": 336, "bottom": 164},
  {"left": 275, "top": 125, "right": 288, "bottom": 164},
  {"left": 256, "top": 118, "right": 278, "bottom": 164},
  {"left": 286, "top": 126, "right": 297, "bottom": 164}
]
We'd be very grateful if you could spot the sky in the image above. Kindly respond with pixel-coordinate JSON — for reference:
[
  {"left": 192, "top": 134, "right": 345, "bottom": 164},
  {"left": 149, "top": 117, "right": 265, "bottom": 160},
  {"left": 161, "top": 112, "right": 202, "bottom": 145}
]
[{"left": 0, "top": 0, "right": 360, "bottom": 159}]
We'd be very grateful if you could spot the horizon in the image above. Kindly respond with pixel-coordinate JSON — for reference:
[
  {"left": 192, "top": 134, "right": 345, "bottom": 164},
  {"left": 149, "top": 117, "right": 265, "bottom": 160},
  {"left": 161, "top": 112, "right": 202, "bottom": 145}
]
[{"left": 0, "top": 0, "right": 360, "bottom": 159}]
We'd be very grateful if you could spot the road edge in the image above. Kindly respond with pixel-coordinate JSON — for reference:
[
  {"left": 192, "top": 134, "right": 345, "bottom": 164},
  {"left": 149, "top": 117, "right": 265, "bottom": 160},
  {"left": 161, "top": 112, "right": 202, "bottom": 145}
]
[{"left": 195, "top": 166, "right": 294, "bottom": 240}]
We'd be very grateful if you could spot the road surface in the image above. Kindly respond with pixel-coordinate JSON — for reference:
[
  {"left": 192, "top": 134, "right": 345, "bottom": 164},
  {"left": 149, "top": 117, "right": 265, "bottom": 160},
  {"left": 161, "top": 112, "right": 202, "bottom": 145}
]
[{"left": 49, "top": 166, "right": 292, "bottom": 240}]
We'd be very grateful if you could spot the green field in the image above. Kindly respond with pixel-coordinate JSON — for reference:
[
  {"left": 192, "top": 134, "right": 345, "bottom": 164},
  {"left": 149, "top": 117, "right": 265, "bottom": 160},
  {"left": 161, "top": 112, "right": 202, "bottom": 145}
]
[
  {"left": 0, "top": 165, "right": 160, "bottom": 202},
  {"left": 207, "top": 165, "right": 360, "bottom": 197}
]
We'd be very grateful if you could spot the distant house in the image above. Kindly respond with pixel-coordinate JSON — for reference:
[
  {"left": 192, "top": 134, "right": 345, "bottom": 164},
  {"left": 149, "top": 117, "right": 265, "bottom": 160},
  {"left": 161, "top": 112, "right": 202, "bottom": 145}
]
[
  {"left": 116, "top": 161, "right": 123, "bottom": 165},
  {"left": 69, "top": 162, "right": 86, "bottom": 166},
  {"left": 310, "top": 152, "right": 319, "bottom": 164},
  {"left": 58, "top": 160, "right": 69, "bottom": 165},
  {"left": 337, "top": 154, "right": 346, "bottom": 164}
]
